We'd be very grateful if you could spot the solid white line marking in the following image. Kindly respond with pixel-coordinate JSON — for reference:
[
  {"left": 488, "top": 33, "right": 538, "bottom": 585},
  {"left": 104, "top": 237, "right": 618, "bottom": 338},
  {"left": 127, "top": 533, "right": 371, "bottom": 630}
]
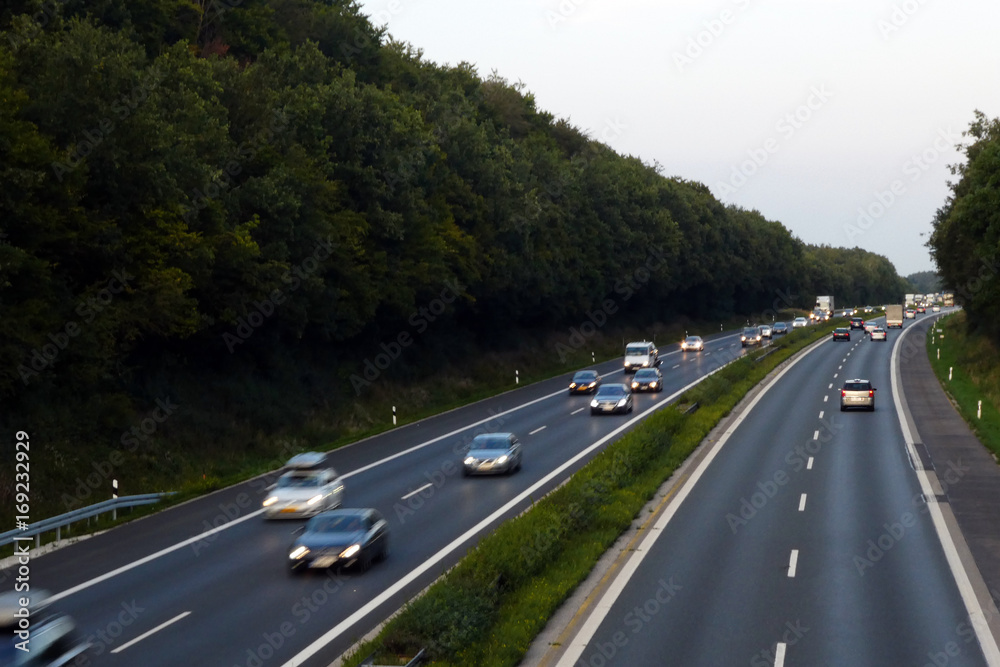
[
  {"left": 571, "top": 407, "right": 586, "bottom": 415},
  {"left": 890, "top": 320, "right": 1000, "bottom": 663},
  {"left": 401, "top": 483, "right": 433, "bottom": 501},
  {"left": 813, "top": 430, "right": 819, "bottom": 441},
  {"left": 111, "top": 611, "right": 191, "bottom": 654},
  {"left": 775, "top": 641, "right": 787, "bottom": 666},
  {"left": 818, "top": 411, "right": 824, "bottom": 419},
  {"left": 823, "top": 395, "right": 828, "bottom": 403},
  {"left": 788, "top": 549, "right": 799, "bottom": 577},
  {"left": 554, "top": 336, "right": 830, "bottom": 667},
  {"left": 529, "top": 425, "right": 547, "bottom": 435},
  {"left": 807, "top": 457, "right": 814, "bottom": 470},
  {"left": 799, "top": 494, "right": 807, "bottom": 511},
  {"left": 287, "top": 358, "right": 746, "bottom": 667}
]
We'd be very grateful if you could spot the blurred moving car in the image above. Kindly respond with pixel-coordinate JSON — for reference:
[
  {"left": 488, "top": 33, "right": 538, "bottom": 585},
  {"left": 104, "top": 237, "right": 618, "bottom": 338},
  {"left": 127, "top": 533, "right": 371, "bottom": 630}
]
[
  {"left": 741, "top": 326, "right": 763, "bottom": 347},
  {"left": 760, "top": 324, "right": 773, "bottom": 339},
  {"left": 832, "top": 328, "right": 851, "bottom": 341},
  {"left": 917, "top": 306, "right": 926, "bottom": 314},
  {"left": 840, "top": 379, "right": 876, "bottom": 411},
  {"left": 591, "top": 383, "right": 634, "bottom": 415},
  {"left": 568, "top": 370, "right": 602, "bottom": 395},
  {"left": 631, "top": 368, "right": 663, "bottom": 393},
  {"left": 262, "top": 452, "right": 345, "bottom": 519},
  {"left": 773, "top": 322, "right": 788, "bottom": 335},
  {"left": 288, "top": 508, "right": 389, "bottom": 573},
  {"left": 850, "top": 317, "right": 865, "bottom": 330},
  {"left": 462, "top": 433, "right": 523, "bottom": 476},
  {"left": 792, "top": 317, "right": 808, "bottom": 328},
  {"left": 680, "top": 335, "right": 704, "bottom": 352},
  {"left": 932, "top": 305, "right": 941, "bottom": 312},
  {"left": 870, "top": 327, "right": 887, "bottom": 341},
  {"left": 1, "top": 591, "right": 90, "bottom": 667},
  {"left": 864, "top": 322, "right": 878, "bottom": 334},
  {"left": 905, "top": 309, "right": 916, "bottom": 319}
]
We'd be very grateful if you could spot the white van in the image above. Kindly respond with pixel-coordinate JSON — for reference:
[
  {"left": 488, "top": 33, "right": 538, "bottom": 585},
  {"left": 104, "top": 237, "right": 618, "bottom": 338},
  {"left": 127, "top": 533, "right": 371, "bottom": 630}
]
[{"left": 623, "top": 341, "right": 659, "bottom": 373}]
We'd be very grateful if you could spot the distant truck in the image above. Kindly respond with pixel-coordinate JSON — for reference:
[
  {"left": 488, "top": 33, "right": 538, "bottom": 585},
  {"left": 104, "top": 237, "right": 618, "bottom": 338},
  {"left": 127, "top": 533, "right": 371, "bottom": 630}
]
[
  {"left": 943, "top": 293, "right": 955, "bottom": 307},
  {"left": 812, "top": 296, "right": 834, "bottom": 321},
  {"left": 885, "top": 304, "right": 904, "bottom": 328},
  {"left": 905, "top": 294, "right": 916, "bottom": 308}
]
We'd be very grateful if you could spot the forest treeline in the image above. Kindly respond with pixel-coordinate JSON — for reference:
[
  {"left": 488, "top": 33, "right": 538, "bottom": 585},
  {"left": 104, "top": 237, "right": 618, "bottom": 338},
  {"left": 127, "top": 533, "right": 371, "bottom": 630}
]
[
  {"left": 1, "top": 1, "right": 911, "bottom": 454},
  {"left": 929, "top": 111, "right": 1000, "bottom": 339}
]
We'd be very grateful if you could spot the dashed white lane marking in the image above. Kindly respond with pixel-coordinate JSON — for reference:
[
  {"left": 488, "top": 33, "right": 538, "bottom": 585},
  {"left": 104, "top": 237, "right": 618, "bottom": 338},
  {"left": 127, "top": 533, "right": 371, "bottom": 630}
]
[
  {"left": 529, "top": 425, "right": 547, "bottom": 435},
  {"left": 673, "top": 364, "right": 680, "bottom": 369},
  {"left": 813, "top": 430, "right": 819, "bottom": 440},
  {"left": 788, "top": 550, "right": 799, "bottom": 578},
  {"left": 828, "top": 383, "right": 833, "bottom": 389},
  {"left": 819, "top": 411, "right": 824, "bottom": 419},
  {"left": 823, "top": 395, "right": 828, "bottom": 403},
  {"left": 571, "top": 407, "right": 586, "bottom": 415},
  {"left": 807, "top": 457, "right": 814, "bottom": 470},
  {"left": 402, "top": 483, "right": 433, "bottom": 500},
  {"left": 799, "top": 494, "right": 807, "bottom": 511}
]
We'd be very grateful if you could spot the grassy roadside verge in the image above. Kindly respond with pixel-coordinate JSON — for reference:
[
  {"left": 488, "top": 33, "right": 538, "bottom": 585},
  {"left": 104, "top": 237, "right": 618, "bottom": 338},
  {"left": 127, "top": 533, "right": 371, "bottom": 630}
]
[
  {"left": 926, "top": 311, "right": 1000, "bottom": 460},
  {"left": 342, "top": 320, "right": 840, "bottom": 667}
]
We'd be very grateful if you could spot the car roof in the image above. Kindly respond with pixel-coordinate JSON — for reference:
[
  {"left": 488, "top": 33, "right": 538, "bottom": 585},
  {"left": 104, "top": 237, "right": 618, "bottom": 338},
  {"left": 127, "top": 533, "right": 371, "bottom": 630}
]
[{"left": 597, "top": 383, "right": 629, "bottom": 391}]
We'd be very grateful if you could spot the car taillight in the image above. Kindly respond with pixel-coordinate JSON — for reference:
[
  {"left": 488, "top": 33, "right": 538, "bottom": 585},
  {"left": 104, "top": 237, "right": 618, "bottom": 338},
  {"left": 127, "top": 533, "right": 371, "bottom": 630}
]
[
  {"left": 869, "top": 390, "right": 874, "bottom": 397},
  {"left": 841, "top": 390, "right": 846, "bottom": 397}
]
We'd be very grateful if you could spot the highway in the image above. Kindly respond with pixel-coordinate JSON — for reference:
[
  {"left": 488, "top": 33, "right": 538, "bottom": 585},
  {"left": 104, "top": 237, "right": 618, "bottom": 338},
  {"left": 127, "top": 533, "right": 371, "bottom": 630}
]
[
  {"left": 17, "top": 330, "right": 760, "bottom": 666},
  {"left": 555, "top": 312, "right": 997, "bottom": 666}
]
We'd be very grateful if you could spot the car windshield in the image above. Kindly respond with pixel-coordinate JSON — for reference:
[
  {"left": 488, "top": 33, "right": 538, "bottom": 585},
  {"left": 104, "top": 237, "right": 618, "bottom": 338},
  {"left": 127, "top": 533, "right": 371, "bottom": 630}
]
[
  {"left": 844, "top": 382, "right": 870, "bottom": 391},
  {"left": 472, "top": 434, "right": 510, "bottom": 448},
  {"left": 596, "top": 385, "right": 626, "bottom": 397},
  {"left": 685, "top": 337, "right": 700, "bottom": 343},
  {"left": 743, "top": 328, "right": 758, "bottom": 335},
  {"left": 573, "top": 372, "right": 597, "bottom": 382},
  {"left": 277, "top": 473, "right": 323, "bottom": 488},
  {"left": 835, "top": 328, "right": 849, "bottom": 333},
  {"left": 309, "top": 514, "right": 364, "bottom": 533},
  {"left": 634, "top": 370, "right": 658, "bottom": 380},
  {"left": 625, "top": 345, "right": 648, "bottom": 356}
]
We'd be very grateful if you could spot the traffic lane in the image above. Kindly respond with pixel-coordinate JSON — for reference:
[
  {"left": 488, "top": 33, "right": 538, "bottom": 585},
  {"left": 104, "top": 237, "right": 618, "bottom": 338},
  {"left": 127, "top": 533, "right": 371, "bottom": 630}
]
[
  {"left": 574, "top": 331, "right": 984, "bottom": 666},
  {"left": 796, "top": 340, "right": 985, "bottom": 667},
  {"left": 572, "top": 338, "right": 845, "bottom": 665},
  {"left": 56, "top": 369, "right": 709, "bottom": 666}
]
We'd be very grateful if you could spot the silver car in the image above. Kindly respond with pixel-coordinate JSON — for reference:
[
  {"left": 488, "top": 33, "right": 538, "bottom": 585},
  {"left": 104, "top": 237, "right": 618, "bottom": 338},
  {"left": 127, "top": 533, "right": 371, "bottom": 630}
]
[
  {"left": 591, "top": 383, "right": 634, "bottom": 415},
  {"left": 463, "top": 433, "right": 522, "bottom": 476},
  {"left": 263, "top": 453, "right": 345, "bottom": 519},
  {"left": 840, "top": 379, "right": 876, "bottom": 411},
  {"left": 870, "top": 327, "right": 887, "bottom": 341}
]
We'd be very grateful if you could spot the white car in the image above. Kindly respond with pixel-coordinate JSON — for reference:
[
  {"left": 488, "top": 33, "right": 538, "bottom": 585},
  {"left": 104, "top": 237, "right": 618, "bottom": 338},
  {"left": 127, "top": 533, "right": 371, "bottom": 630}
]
[
  {"left": 263, "top": 453, "right": 345, "bottom": 519},
  {"left": 759, "top": 325, "right": 772, "bottom": 339},
  {"left": 792, "top": 317, "right": 808, "bottom": 328},
  {"left": 681, "top": 335, "right": 704, "bottom": 352}
]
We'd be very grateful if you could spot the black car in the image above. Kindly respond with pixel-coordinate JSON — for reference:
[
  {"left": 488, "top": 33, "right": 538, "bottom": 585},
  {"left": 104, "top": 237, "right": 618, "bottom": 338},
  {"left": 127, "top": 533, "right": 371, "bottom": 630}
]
[
  {"left": 568, "top": 370, "right": 602, "bottom": 395},
  {"left": 832, "top": 327, "right": 851, "bottom": 341},
  {"left": 591, "top": 383, "right": 634, "bottom": 415},
  {"left": 772, "top": 322, "right": 788, "bottom": 335},
  {"left": 631, "top": 368, "right": 663, "bottom": 393},
  {"left": 288, "top": 508, "right": 389, "bottom": 574},
  {"left": 741, "top": 326, "right": 763, "bottom": 347},
  {"left": 850, "top": 317, "right": 865, "bottom": 329}
]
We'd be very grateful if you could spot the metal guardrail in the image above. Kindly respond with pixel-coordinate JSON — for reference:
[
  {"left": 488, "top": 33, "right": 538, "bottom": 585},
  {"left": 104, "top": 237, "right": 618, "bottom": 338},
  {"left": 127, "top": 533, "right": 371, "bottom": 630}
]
[
  {"left": 359, "top": 648, "right": 425, "bottom": 666},
  {"left": 1, "top": 493, "right": 174, "bottom": 548}
]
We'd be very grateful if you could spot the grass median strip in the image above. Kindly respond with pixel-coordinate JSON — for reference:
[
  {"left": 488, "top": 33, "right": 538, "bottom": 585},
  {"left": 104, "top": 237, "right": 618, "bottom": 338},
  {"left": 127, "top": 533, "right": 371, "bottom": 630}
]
[{"left": 342, "top": 322, "right": 839, "bottom": 667}]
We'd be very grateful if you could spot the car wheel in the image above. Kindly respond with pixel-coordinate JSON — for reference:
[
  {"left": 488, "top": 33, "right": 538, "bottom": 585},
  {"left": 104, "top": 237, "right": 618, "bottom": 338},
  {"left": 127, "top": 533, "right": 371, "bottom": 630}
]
[
  {"left": 359, "top": 552, "right": 372, "bottom": 573},
  {"left": 376, "top": 538, "right": 389, "bottom": 562},
  {"left": 628, "top": 403, "right": 633, "bottom": 413},
  {"left": 289, "top": 564, "right": 304, "bottom": 576},
  {"left": 869, "top": 405, "right": 875, "bottom": 412},
  {"left": 591, "top": 409, "right": 598, "bottom": 415},
  {"left": 840, "top": 405, "right": 846, "bottom": 412}
]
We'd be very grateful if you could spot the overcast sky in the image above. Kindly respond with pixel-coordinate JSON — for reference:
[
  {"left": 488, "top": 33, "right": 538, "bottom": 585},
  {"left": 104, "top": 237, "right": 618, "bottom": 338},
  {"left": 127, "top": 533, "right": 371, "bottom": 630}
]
[{"left": 355, "top": 0, "right": 1000, "bottom": 277}]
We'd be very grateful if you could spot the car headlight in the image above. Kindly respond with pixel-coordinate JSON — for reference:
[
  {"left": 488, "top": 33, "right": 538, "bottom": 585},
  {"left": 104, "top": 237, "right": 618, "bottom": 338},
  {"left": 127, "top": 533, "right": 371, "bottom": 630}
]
[
  {"left": 340, "top": 544, "right": 361, "bottom": 559},
  {"left": 464, "top": 456, "right": 476, "bottom": 465},
  {"left": 307, "top": 494, "right": 323, "bottom": 506},
  {"left": 588, "top": 382, "right": 596, "bottom": 388},
  {"left": 741, "top": 336, "right": 746, "bottom": 341},
  {"left": 289, "top": 546, "right": 309, "bottom": 560},
  {"left": 617, "top": 398, "right": 627, "bottom": 407},
  {"left": 649, "top": 381, "right": 658, "bottom": 387},
  {"left": 590, "top": 399, "right": 598, "bottom": 407},
  {"left": 496, "top": 455, "right": 508, "bottom": 465},
  {"left": 263, "top": 496, "right": 278, "bottom": 507},
  {"left": 642, "top": 360, "right": 649, "bottom": 366},
  {"left": 631, "top": 382, "right": 639, "bottom": 388},
  {"left": 569, "top": 382, "right": 577, "bottom": 388}
]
